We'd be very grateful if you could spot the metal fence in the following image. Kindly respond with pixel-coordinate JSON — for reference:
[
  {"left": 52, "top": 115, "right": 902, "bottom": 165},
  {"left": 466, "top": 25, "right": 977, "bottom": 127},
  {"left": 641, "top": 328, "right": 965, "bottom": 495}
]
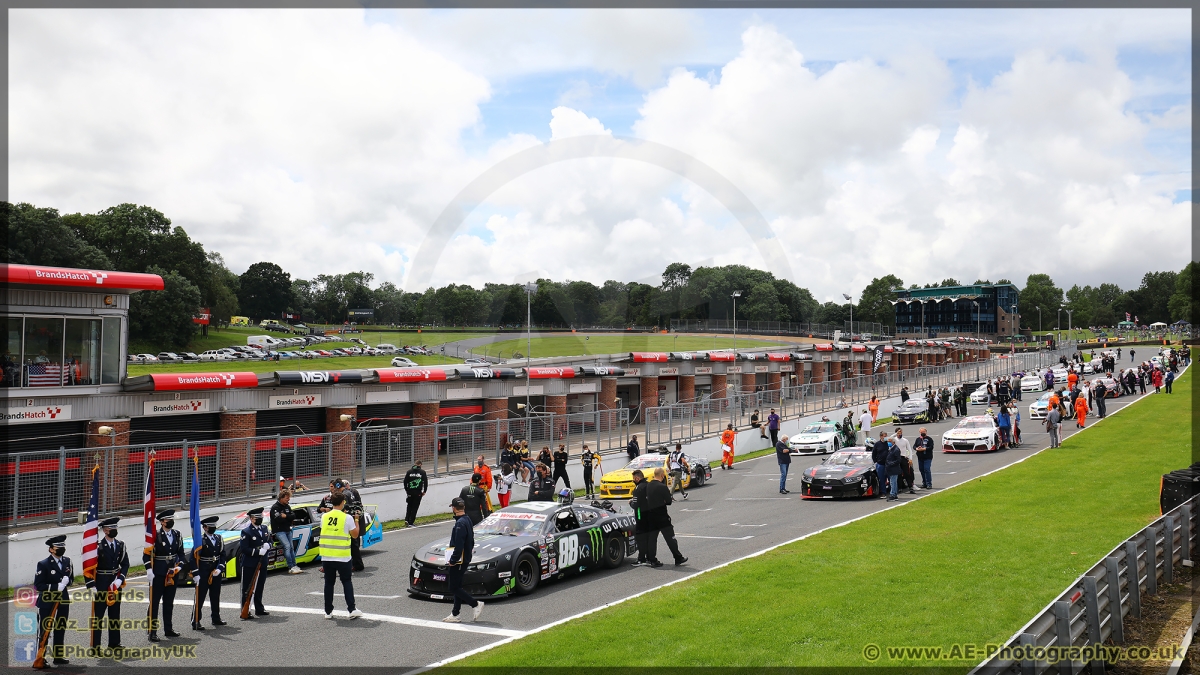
[
  {"left": 3, "top": 408, "right": 631, "bottom": 528},
  {"left": 642, "top": 349, "right": 1065, "bottom": 447},
  {"left": 669, "top": 319, "right": 893, "bottom": 340},
  {"left": 975, "top": 495, "right": 1197, "bottom": 675}
]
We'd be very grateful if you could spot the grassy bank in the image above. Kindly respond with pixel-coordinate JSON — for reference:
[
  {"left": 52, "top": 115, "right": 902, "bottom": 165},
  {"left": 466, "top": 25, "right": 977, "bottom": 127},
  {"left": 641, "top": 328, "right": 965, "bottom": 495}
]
[
  {"left": 460, "top": 363, "right": 1191, "bottom": 668},
  {"left": 127, "top": 353, "right": 459, "bottom": 376},
  {"left": 485, "top": 335, "right": 784, "bottom": 359}
]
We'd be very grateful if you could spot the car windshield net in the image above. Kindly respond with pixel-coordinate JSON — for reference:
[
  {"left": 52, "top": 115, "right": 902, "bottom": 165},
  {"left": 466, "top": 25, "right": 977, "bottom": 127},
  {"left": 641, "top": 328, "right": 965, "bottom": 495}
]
[
  {"left": 476, "top": 512, "right": 547, "bottom": 535},
  {"left": 899, "top": 401, "right": 923, "bottom": 410},
  {"left": 957, "top": 418, "right": 994, "bottom": 429},
  {"left": 219, "top": 514, "right": 251, "bottom": 532},
  {"left": 801, "top": 423, "right": 836, "bottom": 433},
  {"left": 824, "top": 452, "right": 873, "bottom": 467},
  {"left": 624, "top": 456, "right": 667, "bottom": 470}
]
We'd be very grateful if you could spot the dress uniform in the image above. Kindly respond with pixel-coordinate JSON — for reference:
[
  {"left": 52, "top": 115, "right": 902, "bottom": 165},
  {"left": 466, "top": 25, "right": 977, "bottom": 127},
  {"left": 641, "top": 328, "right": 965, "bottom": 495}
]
[
  {"left": 191, "top": 515, "right": 228, "bottom": 629},
  {"left": 34, "top": 534, "right": 73, "bottom": 667},
  {"left": 144, "top": 509, "right": 184, "bottom": 641},
  {"left": 238, "top": 507, "right": 271, "bottom": 618},
  {"left": 89, "top": 518, "right": 129, "bottom": 652}
]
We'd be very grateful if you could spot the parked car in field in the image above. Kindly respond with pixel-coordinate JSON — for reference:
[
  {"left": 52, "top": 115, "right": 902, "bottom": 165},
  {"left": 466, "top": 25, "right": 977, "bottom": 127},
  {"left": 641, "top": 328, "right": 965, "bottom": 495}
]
[
  {"left": 391, "top": 356, "right": 418, "bottom": 368},
  {"left": 157, "top": 352, "right": 181, "bottom": 362},
  {"left": 179, "top": 352, "right": 200, "bottom": 361},
  {"left": 136, "top": 353, "right": 160, "bottom": 362},
  {"left": 199, "top": 350, "right": 232, "bottom": 361},
  {"left": 375, "top": 344, "right": 399, "bottom": 354}
]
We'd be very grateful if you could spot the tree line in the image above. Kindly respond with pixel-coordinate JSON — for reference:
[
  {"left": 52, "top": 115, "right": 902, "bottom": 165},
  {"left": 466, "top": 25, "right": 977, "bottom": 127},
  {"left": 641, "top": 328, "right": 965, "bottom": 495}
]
[{"left": 3, "top": 200, "right": 1193, "bottom": 348}]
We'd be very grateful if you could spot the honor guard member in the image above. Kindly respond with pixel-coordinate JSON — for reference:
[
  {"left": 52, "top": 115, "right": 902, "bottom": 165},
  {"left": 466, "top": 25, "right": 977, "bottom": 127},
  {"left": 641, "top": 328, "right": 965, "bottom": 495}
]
[
  {"left": 239, "top": 506, "right": 271, "bottom": 618},
  {"left": 34, "top": 534, "right": 73, "bottom": 667},
  {"left": 191, "top": 515, "right": 228, "bottom": 629},
  {"left": 145, "top": 509, "right": 184, "bottom": 641},
  {"left": 89, "top": 518, "right": 129, "bottom": 653},
  {"left": 403, "top": 461, "right": 428, "bottom": 526}
]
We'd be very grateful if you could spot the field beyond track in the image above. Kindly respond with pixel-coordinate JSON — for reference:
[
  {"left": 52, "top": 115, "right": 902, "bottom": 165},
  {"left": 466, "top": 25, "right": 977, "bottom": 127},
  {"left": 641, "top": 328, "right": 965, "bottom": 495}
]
[
  {"left": 481, "top": 334, "right": 785, "bottom": 359},
  {"left": 459, "top": 361, "right": 1192, "bottom": 668}
]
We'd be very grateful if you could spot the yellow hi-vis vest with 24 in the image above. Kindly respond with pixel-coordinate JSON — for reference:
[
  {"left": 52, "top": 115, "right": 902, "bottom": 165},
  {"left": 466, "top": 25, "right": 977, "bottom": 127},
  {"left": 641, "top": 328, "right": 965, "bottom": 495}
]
[{"left": 320, "top": 510, "right": 352, "bottom": 562}]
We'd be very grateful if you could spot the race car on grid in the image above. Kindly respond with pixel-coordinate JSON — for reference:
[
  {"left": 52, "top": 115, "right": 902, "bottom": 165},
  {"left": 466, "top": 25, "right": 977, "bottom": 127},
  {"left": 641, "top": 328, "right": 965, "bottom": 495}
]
[
  {"left": 180, "top": 501, "right": 384, "bottom": 581},
  {"left": 409, "top": 500, "right": 637, "bottom": 600},
  {"left": 598, "top": 450, "right": 711, "bottom": 499},
  {"left": 941, "top": 415, "right": 1002, "bottom": 453},
  {"left": 892, "top": 398, "right": 932, "bottom": 425},
  {"left": 788, "top": 419, "right": 855, "bottom": 453},
  {"left": 799, "top": 448, "right": 881, "bottom": 499}
]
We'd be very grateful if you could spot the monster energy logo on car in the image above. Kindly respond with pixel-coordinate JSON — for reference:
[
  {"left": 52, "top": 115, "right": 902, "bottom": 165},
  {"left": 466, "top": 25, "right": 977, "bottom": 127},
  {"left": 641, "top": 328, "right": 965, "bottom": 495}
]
[{"left": 587, "top": 527, "right": 602, "bottom": 562}]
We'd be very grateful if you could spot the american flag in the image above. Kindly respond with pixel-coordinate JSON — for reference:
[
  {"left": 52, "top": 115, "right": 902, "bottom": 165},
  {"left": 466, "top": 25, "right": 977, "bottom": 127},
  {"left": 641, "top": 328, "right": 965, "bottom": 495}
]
[
  {"left": 81, "top": 464, "right": 100, "bottom": 580},
  {"left": 143, "top": 454, "right": 156, "bottom": 557},
  {"left": 26, "top": 363, "right": 65, "bottom": 387}
]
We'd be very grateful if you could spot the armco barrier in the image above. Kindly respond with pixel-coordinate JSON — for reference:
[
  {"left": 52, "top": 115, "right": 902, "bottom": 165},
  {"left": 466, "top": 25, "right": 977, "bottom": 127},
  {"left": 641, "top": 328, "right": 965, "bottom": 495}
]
[{"left": 974, "top": 495, "right": 1197, "bottom": 675}]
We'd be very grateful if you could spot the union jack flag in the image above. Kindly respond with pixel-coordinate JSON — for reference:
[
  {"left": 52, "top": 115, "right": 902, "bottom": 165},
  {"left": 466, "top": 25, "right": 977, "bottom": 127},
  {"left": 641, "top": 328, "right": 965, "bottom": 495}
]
[
  {"left": 143, "top": 455, "right": 156, "bottom": 556},
  {"left": 81, "top": 464, "right": 100, "bottom": 580},
  {"left": 26, "top": 363, "right": 65, "bottom": 387}
]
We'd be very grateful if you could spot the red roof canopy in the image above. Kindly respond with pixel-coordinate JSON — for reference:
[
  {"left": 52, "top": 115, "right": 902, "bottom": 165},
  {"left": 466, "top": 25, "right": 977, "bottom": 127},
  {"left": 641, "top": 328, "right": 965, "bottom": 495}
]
[
  {"left": 525, "top": 367, "right": 578, "bottom": 379},
  {"left": 630, "top": 352, "right": 670, "bottom": 362},
  {"left": 2, "top": 263, "right": 164, "bottom": 292},
  {"left": 148, "top": 372, "right": 258, "bottom": 391},
  {"left": 375, "top": 368, "right": 450, "bottom": 383}
]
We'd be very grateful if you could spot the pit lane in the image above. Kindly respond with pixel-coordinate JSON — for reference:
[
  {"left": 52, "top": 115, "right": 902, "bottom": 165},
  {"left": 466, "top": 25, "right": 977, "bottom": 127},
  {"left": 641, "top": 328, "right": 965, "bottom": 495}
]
[{"left": 5, "top": 387, "right": 1156, "bottom": 670}]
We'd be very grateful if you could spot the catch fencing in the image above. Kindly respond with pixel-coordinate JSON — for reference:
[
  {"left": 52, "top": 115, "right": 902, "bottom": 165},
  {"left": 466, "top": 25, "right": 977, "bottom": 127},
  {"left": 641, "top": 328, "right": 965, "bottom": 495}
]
[
  {"left": 669, "top": 319, "right": 893, "bottom": 341},
  {"left": 642, "top": 349, "right": 1065, "bottom": 447},
  {"left": 3, "top": 407, "right": 630, "bottom": 529},
  {"left": 974, "top": 495, "right": 1197, "bottom": 675}
]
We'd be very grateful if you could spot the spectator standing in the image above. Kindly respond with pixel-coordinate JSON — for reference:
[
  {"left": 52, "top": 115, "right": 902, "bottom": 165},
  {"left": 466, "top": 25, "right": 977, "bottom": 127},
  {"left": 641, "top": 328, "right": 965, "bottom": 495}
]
[
  {"left": 1152, "top": 368, "right": 1164, "bottom": 393},
  {"left": 776, "top": 434, "right": 791, "bottom": 494},
  {"left": 767, "top": 409, "right": 781, "bottom": 446},
  {"left": 626, "top": 435, "right": 641, "bottom": 462},
  {"left": 913, "top": 428, "right": 934, "bottom": 489},
  {"left": 441, "top": 498, "right": 483, "bottom": 624},
  {"left": 1094, "top": 381, "right": 1108, "bottom": 418},
  {"left": 1165, "top": 369, "right": 1175, "bottom": 394},
  {"left": 643, "top": 469, "right": 687, "bottom": 567},
  {"left": 996, "top": 407, "right": 1012, "bottom": 449},
  {"left": 858, "top": 409, "right": 873, "bottom": 445},
  {"left": 630, "top": 470, "right": 650, "bottom": 566},
  {"left": 537, "top": 446, "right": 553, "bottom": 472},
  {"left": 474, "top": 456, "right": 494, "bottom": 512},
  {"left": 1073, "top": 393, "right": 1089, "bottom": 428},
  {"left": 885, "top": 437, "right": 902, "bottom": 502},
  {"left": 459, "top": 473, "right": 490, "bottom": 525},
  {"left": 269, "top": 490, "right": 302, "bottom": 574},
  {"left": 402, "top": 461, "right": 428, "bottom": 527},
  {"left": 666, "top": 444, "right": 689, "bottom": 499},
  {"left": 1045, "top": 405, "right": 1062, "bottom": 448},
  {"left": 900, "top": 386, "right": 909, "bottom": 403},
  {"left": 496, "top": 464, "right": 516, "bottom": 508},
  {"left": 893, "top": 429, "right": 915, "bottom": 494},
  {"left": 871, "top": 431, "right": 890, "bottom": 500},
  {"left": 581, "top": 445, "right": 600, "bottom": 499},
  {"left": 551, "top": 445, "right": 571, "bottom": 489}
]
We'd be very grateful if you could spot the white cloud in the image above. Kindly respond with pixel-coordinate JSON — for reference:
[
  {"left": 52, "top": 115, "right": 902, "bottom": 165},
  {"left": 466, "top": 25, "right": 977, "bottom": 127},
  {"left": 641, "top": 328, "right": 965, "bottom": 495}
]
[{"left": 548, "top": 107, "right": 611, "bottom": 140}]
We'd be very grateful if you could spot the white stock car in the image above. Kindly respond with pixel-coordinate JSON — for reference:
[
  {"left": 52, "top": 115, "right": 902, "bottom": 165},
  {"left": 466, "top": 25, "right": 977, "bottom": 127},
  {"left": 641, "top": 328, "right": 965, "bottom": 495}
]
[
  {"left": 787, "top": 420, "right": 850, "bottom": 455},
  {"left": 1029, "top": 391, "right": 1054, "bottom": 420},
  {"left": 941, "top": 415, "right": 1001, "bottom": 453},
  {"left": 1020, "top": 374, "right": 1046, "bottom": 392},
  {"left": 969, "top": 384, "right": 991, "bottom": 405},
  {"left": 1051, "top": 366, "right": 1068, "bottom": 383}
]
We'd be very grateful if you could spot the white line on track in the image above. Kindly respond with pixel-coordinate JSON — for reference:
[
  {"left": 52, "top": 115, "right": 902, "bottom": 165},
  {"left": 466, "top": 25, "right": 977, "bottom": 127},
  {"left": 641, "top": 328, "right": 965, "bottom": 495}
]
[
  {"left": 676, "top": 535, "right": 755, "bottom": 541},
  {"left": 680, "top": 508, "right": 711, "bottom": 512},
  {"left": 307, "top": 592, "right": 401, "bottom": 599},
  {"left": 419, "top": 368, "right": 1183, "bottom": 673},
  {"left": 729, "top": 523, "right": 767, "bottom": 527},
  {"left": 725, "top": 497, "right": 791, "bottom": 501},
  {"left": 121, "top": 598, "right": 524, "bottom": 637}
]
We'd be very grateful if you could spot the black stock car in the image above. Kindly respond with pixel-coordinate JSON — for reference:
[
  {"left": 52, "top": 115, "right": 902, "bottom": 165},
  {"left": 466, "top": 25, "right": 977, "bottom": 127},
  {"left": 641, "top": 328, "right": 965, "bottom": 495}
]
[
  {"left": 800, "top": 449, "right": 881, "bottom": 499},
  {"left": 409, "top": 501, "right": 638, "bottom": 600},
  {"left": 893, "top": 398, "right": 931, "bottom": 425}
]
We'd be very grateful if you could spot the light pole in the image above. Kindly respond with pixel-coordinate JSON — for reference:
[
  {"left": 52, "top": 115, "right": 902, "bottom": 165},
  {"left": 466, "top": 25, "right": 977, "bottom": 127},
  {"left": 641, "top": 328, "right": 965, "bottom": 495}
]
[
  {"left": 843, "top": 293, "right": 853, "bottom": 341},
  {"left": 971, "top": 301, "right": 980, "bottom": 339},
  {"left": 524, "top": 282, "right": 537, "bottom": 422},
  {"left": 731, "top": 291, "right": 742, "bottom": 352},
  {"left": 919, "top": 300, "right": 925, "bottom": 336},
  {"left": 1065, "top": 309, "right": 1074, "bottom": 346},
  {"left": 1037, "top": 306, "right": 1042, "bottom": 332}
]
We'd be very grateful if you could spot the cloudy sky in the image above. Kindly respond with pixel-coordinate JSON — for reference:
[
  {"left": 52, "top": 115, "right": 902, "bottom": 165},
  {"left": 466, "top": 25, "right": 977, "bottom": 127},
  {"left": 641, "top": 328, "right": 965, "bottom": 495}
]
[{"left": 9, "top": 8, "right": 1192, "bottom": 301}]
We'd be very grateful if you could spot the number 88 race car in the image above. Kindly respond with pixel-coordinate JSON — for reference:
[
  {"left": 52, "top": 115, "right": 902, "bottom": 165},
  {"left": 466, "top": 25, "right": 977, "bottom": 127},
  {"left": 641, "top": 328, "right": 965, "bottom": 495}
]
[{"left": 409, "top": 501, "right": 637, "bottom": 600}]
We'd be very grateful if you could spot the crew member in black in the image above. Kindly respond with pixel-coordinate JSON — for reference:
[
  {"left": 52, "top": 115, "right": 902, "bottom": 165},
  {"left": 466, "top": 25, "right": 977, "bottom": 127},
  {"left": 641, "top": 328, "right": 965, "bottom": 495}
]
[
  {"left": 319, "top": 480, "right": 366, "bottom": 570},
  {"left": 581, "top": 445, "right": 599, "bottom": 499},
  {"left": 35, "top": 534, "right": 73, "bottom": 666},
  {"left": 527, "top": 464, "right": 555, "bottom": 501},
  {"left": 238, "top": 507, "right": 271, "bottom": 618},
  {"left": 403, "top": 460, "right": 428, "bottom": 526},
  {"left": 145, "top": 509, "right": 184, "bottom": 641},
  {"left": 537, "top": 446, "right": 553, "bottom": 472},
  {"left": 459, "top": 473, "right": 490, "bottom": 525},
  {"left": 552, "top": 444, "right": 572, "bottom": 489},
  {"left": 90, "top": 517, "right": 129, "bottom": 652},
  {"left": 191, "top": 515, "right": 228, "bottom": 629}
]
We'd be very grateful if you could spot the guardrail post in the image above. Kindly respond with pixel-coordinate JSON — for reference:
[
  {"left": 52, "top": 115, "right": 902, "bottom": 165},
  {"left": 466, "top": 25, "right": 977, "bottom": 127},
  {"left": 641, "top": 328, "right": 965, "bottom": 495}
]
[
  {"left": 180, "top": 441, "right": 189, "bottom": 508},
  {"left": 1182, "top": 504, "right": 1192, "bottom": 564},
  {"left": 1052, "top": 600, "right": 1076, "bottom": 675},
  {"left": 1018, "top": 632, "right": 1036, "bottom": 675},
  {"left": 13, "top": 455, "right": 20, "bottom": 522},
  {"left": 1145, "top": 528, "right": 1159, "bottom": 595},
  {"left": 275, "top": 435, "right": 282, "bottom": 491},
  {"left": 214, "top": 441, "right": 222, "bottom": 500},
  {"left": 360, "top": 428, "right": 367, "bottom": 486},
  {"left": 1105, "top": 557, "right": 1125, "bottom": 643},
  {"left": 56, "top": 446, "right": 66, "bottom": 525},
  {"left": 1164, "top": 515, "right": 1176, "bottom": 583},
  {"left": 1082, "top": 577, "right": 1104, "bottom": 675},
  {"left": 1124, "top": 541, "right": 1142, "bottom": 618}
]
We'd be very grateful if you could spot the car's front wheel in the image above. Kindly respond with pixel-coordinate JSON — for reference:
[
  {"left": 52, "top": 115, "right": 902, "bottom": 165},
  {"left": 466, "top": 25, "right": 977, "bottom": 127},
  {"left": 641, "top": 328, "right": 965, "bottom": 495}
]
[
  {"left": 602, "top": 536, "right": 625, "bottom": 569},
  {"left": 692, "top": 468, "right": 705, "bottom": 487},
  {"left": 830, "top": 439, "right": 840, "bottom": 454},
  {"left": 513, "top": 552, "right": 539, "bottom": 595}
]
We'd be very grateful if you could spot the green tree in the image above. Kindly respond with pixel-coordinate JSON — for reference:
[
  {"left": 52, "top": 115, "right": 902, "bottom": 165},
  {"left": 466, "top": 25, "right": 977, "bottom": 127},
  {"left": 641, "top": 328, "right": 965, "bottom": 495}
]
[
  {"left": 1, "top": 202, "right": 112, "bottom": 269},
  {"left": 857, "top": 275, "right": 904, "bottom": 327},
  {"left": 1168, "top": 262, "right": 1195, "bottom": 324},
  {"left": 1018, "top": 274, "right": 1062, "bottom": 330},
  {"left": 62, "top": 203, "right": 173, "bottom": 273},
  {"left": 129, "top": 266, "right": 201, "bottom": 349},
  {"left": 741, "top": 282, "right": 783, "bottom": 321},
  {"left": 238, "top": 262, "right": 293, "bottom": 321},
  {"left": 1129, "top": 271, "right": 1178, "bottom": 324}
]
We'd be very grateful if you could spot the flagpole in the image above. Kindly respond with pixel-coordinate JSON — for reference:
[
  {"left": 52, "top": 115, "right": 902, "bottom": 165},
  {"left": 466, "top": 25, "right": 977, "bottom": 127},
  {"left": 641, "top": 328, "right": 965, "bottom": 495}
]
[
  {"left": 87, "top": 458, "right": 99, "bottom": 650},
  {"left": 145, "top": 450, "right": 156, "bottom": 639}
]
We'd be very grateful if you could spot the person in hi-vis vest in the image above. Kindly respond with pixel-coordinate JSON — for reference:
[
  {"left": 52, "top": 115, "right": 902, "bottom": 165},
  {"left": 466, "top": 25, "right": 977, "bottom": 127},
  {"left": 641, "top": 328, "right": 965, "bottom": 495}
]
[{"left": 320, "top": 493, "right": 363, "bottom": 620}]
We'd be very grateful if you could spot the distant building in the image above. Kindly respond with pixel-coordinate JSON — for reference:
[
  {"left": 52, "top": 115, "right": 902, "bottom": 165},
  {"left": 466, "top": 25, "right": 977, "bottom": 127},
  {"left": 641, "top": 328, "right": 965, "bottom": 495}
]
[{"left": 892, "top": 283, "right": 1020, "bottom": 338}]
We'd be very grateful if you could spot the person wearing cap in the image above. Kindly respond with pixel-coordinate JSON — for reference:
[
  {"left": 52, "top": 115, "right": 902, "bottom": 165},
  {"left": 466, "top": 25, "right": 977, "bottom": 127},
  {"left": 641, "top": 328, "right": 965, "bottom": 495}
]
[
  {"left": 144, "top": 509, "right": 184, "bottom": 641},
  {"left": 89, "top": 517, "right": 128, "bottom": 653},
  {"left": 191, "top": 515, "right": 228, "bottom": 630},
  {"left": 442, "top": 497, "right": 483, "bottom": 623},
  {"left": 459, "top": 473, "right": 491, "bottom": 525},
  {"left": 320, "top": 492, "right": 363, "bottom": 620},
  {"left": 403, "top": 460, "right": 429, "bottom": 527},
  {"left": 238, "top": 507, "right": 272, "bottom": 618},
  {"left": 319, "top": 479, "right": 365, "bottom": 571},
  {"left": 270, "top": 489, "right": 302, "bottom": 574},
  {"left": 34, "top": 534, "right": 73, "bottom": 666}
]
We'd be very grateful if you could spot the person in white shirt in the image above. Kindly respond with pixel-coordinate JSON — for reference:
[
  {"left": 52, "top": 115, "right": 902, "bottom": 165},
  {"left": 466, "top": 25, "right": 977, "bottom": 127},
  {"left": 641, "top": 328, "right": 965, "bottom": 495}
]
[
  {"left": 858, "top": 409, "right": 873, "bottom": 445},
  {"left": 892, "top": 428, "right": 916, "bottom": 494},
  {"left": 496, "top": 464, "right": 516, "bottom": 508}
]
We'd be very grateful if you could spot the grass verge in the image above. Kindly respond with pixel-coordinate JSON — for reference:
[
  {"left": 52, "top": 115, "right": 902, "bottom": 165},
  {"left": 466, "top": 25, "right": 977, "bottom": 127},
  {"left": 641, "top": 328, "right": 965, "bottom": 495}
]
[
  {"left": 127, "top": 353, "right": 459, "bottom": 376},
  {"left": 458, "top": 364, "right": 1191, "bottom": 668},
  {"left": 484, "top": 335, "right": 784, "bottom": 359}
]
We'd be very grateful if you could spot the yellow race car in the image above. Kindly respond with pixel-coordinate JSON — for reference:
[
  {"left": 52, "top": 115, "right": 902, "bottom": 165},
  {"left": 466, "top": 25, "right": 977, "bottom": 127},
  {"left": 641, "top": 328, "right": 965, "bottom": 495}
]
[{"left": 598, "top": 450, "right": 711, "bottom": 499}]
